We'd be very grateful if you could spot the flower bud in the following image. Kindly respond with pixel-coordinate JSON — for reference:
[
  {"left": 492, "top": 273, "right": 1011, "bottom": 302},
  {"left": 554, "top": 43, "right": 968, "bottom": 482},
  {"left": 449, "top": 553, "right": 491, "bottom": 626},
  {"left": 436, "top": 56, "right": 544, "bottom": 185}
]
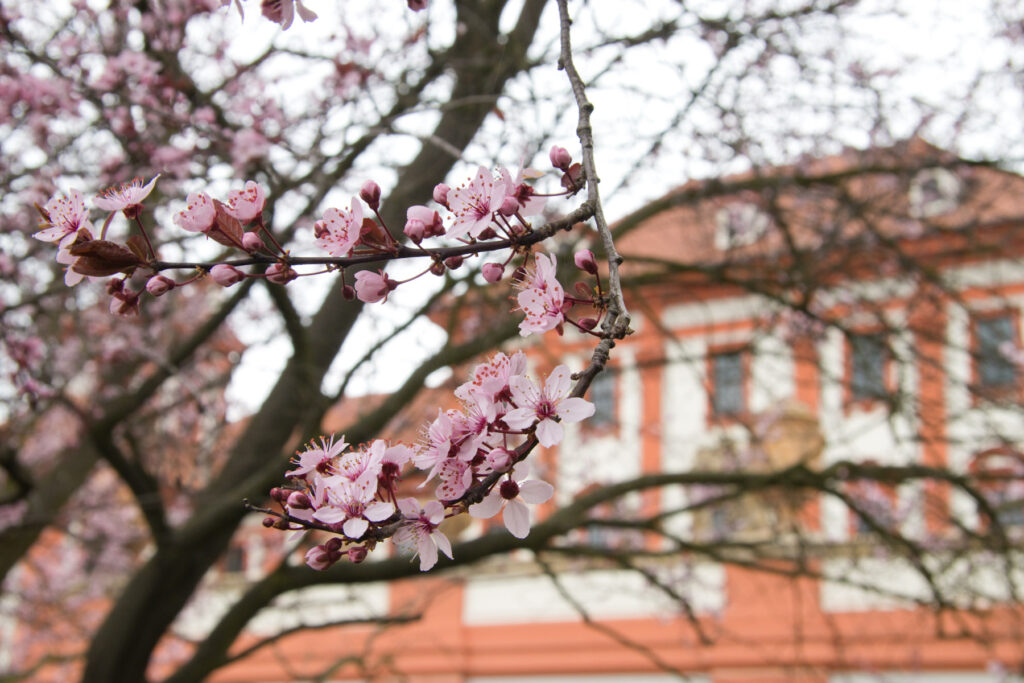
[
  {"left": 359, "top": 180, "right": 381, "bottom": 210},
  {"left": 210, "top": 264, "right": 245, "bottom": 287},
  {"left": 403, "top": 218, "right": 425, "bottom": 244},
  {"left": 146, "top": 275, "right": 176, "bottom": 297},
  {"left": 286, "top": 491, "right": 311, "bottom": 509},
  {"left": 477, "top": 227, "right": 497, "bottom": 240},
  {"left": 262, "top": 517, "right": 276, "bottom": 528},
  {"left": 266, "top": 262, "right": 297, "bottom": 285},
  {"left": 242, "top": 231, "right": 264, "bottom": 252},
  {"left": 482, "top": 262, "right": 504, "bottom": 283},
  {"left": 430, "top": 261, "right": 446, "bottom": 276},
  {"left": 574, "top": 249, "right": 598, "bottom": 275},
  {"left": 577, "top": 317, "right": 598, "bottom": 331},
  {"left": 270, "top": 487, "right": 289, "bottom": 503},
  {"left": 444, "top": 255, "right": 463, "bottom": 270},
  {"left": 342, "top": 284, "right": 356, "bottom": 300},
  {"left": 498, "top": 195, "right": 519, "bottom": 217},
  {"left": 324, "top": 537, "right": 344, "bottom": 552},
  {"left": 347, "top": 546, "right": 368, "bottom": 563},
  {"left": 549, "top": 145, "right": 572, "bottom": 171},
  {"left": 432, "top": 183, "right": 450, "bottom": 208},
  {"left": 487, "top": 448, "right": 512, "bottom": 472}
]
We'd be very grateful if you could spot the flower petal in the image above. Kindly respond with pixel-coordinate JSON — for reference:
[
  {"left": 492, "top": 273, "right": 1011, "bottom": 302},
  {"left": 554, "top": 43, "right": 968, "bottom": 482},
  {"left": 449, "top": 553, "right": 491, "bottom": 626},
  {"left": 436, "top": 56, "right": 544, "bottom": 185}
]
[
  {"left": 518, "top": 479, "right": 554, "bottom": 505},
  {"left": 433, "top": 530, "right": 453, "bottom": 559},
  {"left": 342, "top": 516, "right": 369, "bottom": 539},
  {"left": 503, "top": 499, "right": 531, "bottom": 539},
  {"left": 469, "top": 491, "right": 504, "bottom": 519},
  {"left": 535, "top": 418, "right": 564, "bottom": 448},
  {"left": 364, "top": 500, "right": 395, "bottom": 522},
  {"left": 557, "top": 396, "right": 595, "bottom": 423}
]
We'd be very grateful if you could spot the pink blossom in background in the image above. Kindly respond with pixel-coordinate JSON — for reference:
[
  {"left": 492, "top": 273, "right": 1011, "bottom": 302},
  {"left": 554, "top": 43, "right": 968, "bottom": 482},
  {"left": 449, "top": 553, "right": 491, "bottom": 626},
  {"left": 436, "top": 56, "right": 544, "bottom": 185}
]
[
  {"left": 93, "top": 175, "right": 160, "bottom": 212},
  {"left": 469, "top": 462, "right": 553, "bottom": 538},
  {"left": 394, "top": 498, "right": 451, "bottom": 571},
  {"left": 225, "top": 181, "right": 266, "bottom": 222},
  {"left": 261, "top": 0, "right": 318, "bottom": 29},
  {"left": 315, "top": 198, "right": 363, "bottom": 257},
  {"left": 174, "top": 192, "right": 216, "bottom": 233},
  {"left": 447, "top": 166, "right": 506, "bottom": 239},
  {"left": 230, "top": 129, "right": 270, "bottom": 169},
  {"left": 504, "top": 364, "right": 594, "bottom": 448}
]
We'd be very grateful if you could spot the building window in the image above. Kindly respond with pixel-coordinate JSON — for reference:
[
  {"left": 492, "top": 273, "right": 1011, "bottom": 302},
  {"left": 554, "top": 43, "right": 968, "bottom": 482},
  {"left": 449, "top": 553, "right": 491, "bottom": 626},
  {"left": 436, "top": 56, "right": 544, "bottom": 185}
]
[
  {"left": 710, "top": 350, "right": 745, "bottom": 416},
  {"left": 588, "top": 368, "right": 616, "bottom": 428},
  {"left": 849, "top": 334, "right": 887, "bottom": 402},
  {"left": 970, "top": 447, "right": 1024, "bottom": 529},
  {"left": 975, "top": 313, "right": 1018, "bottom": 392},
  {"left": 909, "top": 167, "right": 961, "bottom": 218},
  {"left": 714, "top": 202, "right": 770, "bottom": 251}
]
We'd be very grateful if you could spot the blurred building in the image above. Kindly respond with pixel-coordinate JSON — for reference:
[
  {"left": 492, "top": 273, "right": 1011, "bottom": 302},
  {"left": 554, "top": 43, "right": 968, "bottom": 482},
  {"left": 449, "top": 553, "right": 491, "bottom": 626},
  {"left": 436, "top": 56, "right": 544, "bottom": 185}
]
[{"left": 207, "top": 139, "right": 1024, "bottom": 682}]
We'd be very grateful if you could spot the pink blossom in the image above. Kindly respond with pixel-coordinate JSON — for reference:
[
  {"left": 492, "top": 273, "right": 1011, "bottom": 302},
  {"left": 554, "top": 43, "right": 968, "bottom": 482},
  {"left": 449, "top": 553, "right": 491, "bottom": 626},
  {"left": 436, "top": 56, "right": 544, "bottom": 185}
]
[
  {"left": 304, "top": 538, "right": 343, "bottom": 571},
  {"left": 406, "top": 205, "right": 444, "bottom": 240},
  {"left": 394, "top": 498, "right": 452, "bottom": 571},
  {"left": 315, "top": 199, "right": 363, "bottom": 257},
  {"left": 469, "top": 463, "right": 553, "bottom": 539},
  {"left": 454, "top": 351, "right": 527, "bottom": 404},
  {"left": 353, "top": 270, "right": 396, "bottom": 303},
  {"left": 432, "top": 183, "right": 450, "bottom": 208},
  {"left": 34, "top": 189, "right": 92, "bottom": 245},
  {"left": 313, "top": 477, "right": 395, "bottom": 540},
  {"left": 504, "top": 365, "right": 595, "bottom": 447},
  {"left": 261, "top": 0, "right": 318, "bottom": 29},
  {"left": 499, "top": 165, "right": 546, "bottom": 216},
  {"left": 225, "top": 181, "right": 266, "bottom": 222},
  {"left": 210, "top": 264, "right": 246, "bottom": 287},
  {"left": 174, "top": 191, "right": 216, "bottom": 233},
  {"left": 287, "top": 435, "right": 348, "bottom": 481},
  {"left": 447, "top": 166, "right": 507, "bottom": 240},
  {"left": 94, "top": 175, "right": 160, "bottom": 213},
  {"left": 516, "top": 253, "right": 566, "bottom": 336}
]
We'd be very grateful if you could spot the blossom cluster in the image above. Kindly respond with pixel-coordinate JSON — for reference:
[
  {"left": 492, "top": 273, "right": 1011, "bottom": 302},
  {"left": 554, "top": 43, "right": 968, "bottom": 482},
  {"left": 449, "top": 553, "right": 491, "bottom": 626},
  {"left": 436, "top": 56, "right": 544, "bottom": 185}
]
[
  {"left": 34, "top": 147, "right": 589, "bottom": 336},
  {"left": 222, "top": 0, "right": 427, "bottom": 31},
  {"left": 271, "top": 353, "right": 594, "bottom": 571}
]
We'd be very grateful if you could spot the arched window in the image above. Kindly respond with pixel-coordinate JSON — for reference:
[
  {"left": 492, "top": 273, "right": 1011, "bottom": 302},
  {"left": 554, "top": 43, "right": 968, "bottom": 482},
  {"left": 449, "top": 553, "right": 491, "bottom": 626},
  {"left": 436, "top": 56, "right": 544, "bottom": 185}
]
[{"left": 969, "top": 447, "right": 1024, "bottom": 530}]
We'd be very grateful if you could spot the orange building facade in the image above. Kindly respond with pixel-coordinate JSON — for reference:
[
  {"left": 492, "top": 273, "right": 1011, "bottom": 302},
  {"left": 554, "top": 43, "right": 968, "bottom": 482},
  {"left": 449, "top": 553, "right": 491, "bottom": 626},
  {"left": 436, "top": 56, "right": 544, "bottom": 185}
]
[{"left": 127, "top": 143, "right": 1024, "bottom": 681}]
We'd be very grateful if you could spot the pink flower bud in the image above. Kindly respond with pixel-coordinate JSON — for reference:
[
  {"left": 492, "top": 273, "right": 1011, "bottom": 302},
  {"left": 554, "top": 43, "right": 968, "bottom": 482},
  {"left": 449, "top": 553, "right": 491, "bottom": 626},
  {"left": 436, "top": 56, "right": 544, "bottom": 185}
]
[
  {"left": 242, "top": 232, "right": 264, "bottom": 252},
  {"left": 305, "top": 543, "right": 341, "bottom": 571},
  {"left": 577, "top": 317, "right": 598, "bottom": 331},
  {"left": 482, "top": 262, "right": 504, "bottom": 283},
  {"left": 359, "top": 180, "right": 381, "bottom": 210},
  {"left": 487, "top": 447, "right": 512, "bottom": 471},
  {"left": 266, "top": 262, "right": 297, "bottom": 285},
  {"left": 444, "top": 255, "right": 463, "bottom": 270},
  {"left": 287, "top": 491, "right": 311, "bottom": 509},
  {"left": 262, "top": 517, "right": 276, "bottom": 528},
  {"left": 549, "top": 145, "right": 572, "bottom": 171},
  {"left": 574, "top": 249, "right": 598, "bottom": 275},
  {"left": 146, "top": 275, "right": 176, "bottom": 297},
  {"left": 430, "top": 262, "right": 446, "bottom": 276},
  {"left": 498, "top": 195, "right": 519, "bottom": 217},
  {"left": 347, "top": 546, "right": 368, "bottom": 563},
  {"left": 270, "top": 487, "right": 289, "bottom": 503},
  {"left": 353, "top": 270, "right": 396, "bottom": 303},
  {"left": 210, "top": 264, "right": 245, "bottom": 287},
  {"left": 477, "top": 227, "right": 498, "bottom": 240},
  {"left": 342, "top": 284, "right": 356, "bottom": 300},
  {"left": 432, "top": 183, "right": 450, "bottom": 208},
  {"left": 403, "top": 218, "right": 425, "bottom": 244},
  {"left": 408, "top": 205, "right": 444, "bottom": 238}
]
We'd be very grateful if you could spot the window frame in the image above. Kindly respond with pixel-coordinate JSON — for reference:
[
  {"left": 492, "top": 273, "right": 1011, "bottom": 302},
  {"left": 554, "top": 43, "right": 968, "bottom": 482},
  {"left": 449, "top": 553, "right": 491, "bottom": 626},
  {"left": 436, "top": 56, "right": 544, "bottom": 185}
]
[
  {"left": 707, "top": 345, "right": 749, "bottom": 422},
  {"left": 843, "top": 330, "right": 892, "bottom": 409},
  {"left": 969, "top": 446, "right": 1024, "bottom": 531},
  {"left": 971, "top": 309, "right": 1021, "bottom": 402}
]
